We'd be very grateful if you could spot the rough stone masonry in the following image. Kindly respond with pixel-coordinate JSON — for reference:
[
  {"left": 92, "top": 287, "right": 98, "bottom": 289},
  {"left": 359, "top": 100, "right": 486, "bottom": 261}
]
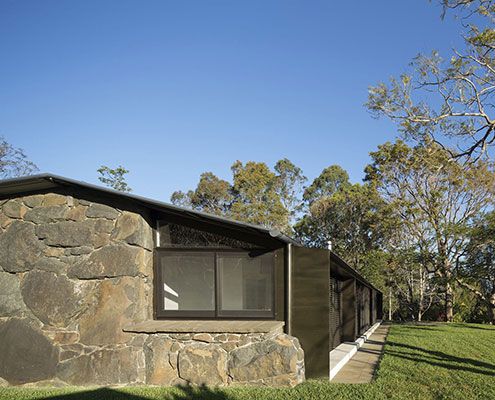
[{"left": 0, "top": 191, "right": 305, "bottom": 387}]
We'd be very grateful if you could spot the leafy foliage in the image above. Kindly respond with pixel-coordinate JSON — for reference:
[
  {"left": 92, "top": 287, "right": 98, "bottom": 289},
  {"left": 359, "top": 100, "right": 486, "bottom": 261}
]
[
  {"left": 171, "top": 172, "right": 232, "bottom": 216},
  {"left": 171, "top": 159, "right": 305, "bottom": 233},
  {"left": 365, "top": 140, "right": 495, "bottom": 321},
  {"left": 459, "top": 211, "right": 495, "bottom": 322},
  {"left": 295, "top": 171, "right": 386, "bottom": 273},
  {"left": 367, "top": 0, "right": 495, "bottom": 161},
  {"left": 0, "top": 137, "right": 38, "bottom": 179},
  {"left": 97, "top": 165, "right": 132, "bottom": 192}
]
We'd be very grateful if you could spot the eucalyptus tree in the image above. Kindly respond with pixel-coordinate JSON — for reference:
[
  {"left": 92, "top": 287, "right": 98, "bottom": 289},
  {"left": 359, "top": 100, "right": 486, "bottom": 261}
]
[
  {"left": 97, "top": 165, "right": 132, "bottom": 192},
  {"left": 171, "top": 159, "right": 304, "bottom": 233},
  {"left": 294, "top": 164, "right": 392, "bottom": 283},
  {"left": 365, "top": 140, "right": 495, "bottom": 321},
  {"left": 0, "top": 137, "right": 38, "bottom": 178},
  {"left": 274, "top": 158, "right": 307, "bottom": 226},
  {"left": 171, "top": 172, "right": 232, "bottom": 216},
  {"left": 367, "top": 0, "right": 495, "bottom": 161},
  {"left": 229, "top": 161, "right": 289, "bottom": 231},
  {"left": 461, "top": 211, "right": 495, "bottom": 323}
]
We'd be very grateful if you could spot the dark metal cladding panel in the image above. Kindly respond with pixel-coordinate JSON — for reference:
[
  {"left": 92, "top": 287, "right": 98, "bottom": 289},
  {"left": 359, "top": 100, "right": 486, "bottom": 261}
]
[
  {"left": 291, "top": 246, "right": 330, "bottom": 379},
  {"left": 363, "top": 286, "right": 371, "bottom": 332},
  {"left": 356, "top": 285, "right": 371, "bottom": 335},
  {"left": 355, "top": 283, "right": 362, "bottom": 335},
  {"left": 377, "top": 292, "right": 383, "bottom": 320},
  {"left": 340, "top": 278, "right": 356, "bottom": 342},
  {"left": 274, "top": 247, "right": 285, "bottom": 322},
  {"left": 329, "top": 277, "right": 342, "bottom": 350},
  {"left": 371, "top": 290, "right": 378, "bottom": 324}
]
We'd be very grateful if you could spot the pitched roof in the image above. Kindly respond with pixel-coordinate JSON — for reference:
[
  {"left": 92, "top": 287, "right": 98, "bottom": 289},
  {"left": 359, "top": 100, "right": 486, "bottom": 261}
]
[
  {"left": 0, "top": 173, "right": 380, "bottom": 293},
  {"left": 0, "top": 173, "right": 299, "bottom": 246}
]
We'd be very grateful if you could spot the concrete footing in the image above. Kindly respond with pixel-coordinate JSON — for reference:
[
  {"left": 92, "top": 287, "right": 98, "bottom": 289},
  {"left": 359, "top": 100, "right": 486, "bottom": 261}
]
[{"left": 329, "top": 321, "right": 382, "bottom": 381}]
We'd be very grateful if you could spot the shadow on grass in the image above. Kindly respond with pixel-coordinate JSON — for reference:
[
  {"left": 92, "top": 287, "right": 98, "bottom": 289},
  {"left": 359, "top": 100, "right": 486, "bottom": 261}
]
[
  {"left": 37, "top": 385, "right": 233, "bottom": 400},
  {"left": 386, "top": 341, "right": 495, "bottom": 376}
]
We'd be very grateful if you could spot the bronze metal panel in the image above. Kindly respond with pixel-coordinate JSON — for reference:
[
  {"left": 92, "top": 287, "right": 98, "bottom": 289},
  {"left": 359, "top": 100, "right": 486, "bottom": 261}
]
[
  {"left": 340, "top": 278, "right": 356, "bottom": 342},
  {"left": 274, "top": 247, "right": 285, "bottom": 322},
  {"left": 377, "top": 291, "right": 383, "bottom": 319},
  {"left": 329, "top": 277, "right": 342, "bottom": 350},
  {"left": 291, "top": 246, "right": 330, "bottom": 379}
]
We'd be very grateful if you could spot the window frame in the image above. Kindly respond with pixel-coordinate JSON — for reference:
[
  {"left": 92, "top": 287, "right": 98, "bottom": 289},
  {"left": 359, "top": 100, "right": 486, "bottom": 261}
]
[{"left": 154, "top": 247, "right": 276, "bottom": 320}]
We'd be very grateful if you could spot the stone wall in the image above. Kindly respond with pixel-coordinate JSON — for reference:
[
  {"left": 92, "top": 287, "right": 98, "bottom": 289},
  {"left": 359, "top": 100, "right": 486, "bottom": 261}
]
[
  {"left": 144, "top": 330, "right": 304, "bottom": 387},
  {"left": 0, "top": 190, "right": 305, "bottom": 387}
]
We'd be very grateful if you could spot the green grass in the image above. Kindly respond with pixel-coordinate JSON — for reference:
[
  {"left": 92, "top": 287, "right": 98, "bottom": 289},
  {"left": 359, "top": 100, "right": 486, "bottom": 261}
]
[{"left": 1, "top": 323, "right": 494, "bottom": 400}]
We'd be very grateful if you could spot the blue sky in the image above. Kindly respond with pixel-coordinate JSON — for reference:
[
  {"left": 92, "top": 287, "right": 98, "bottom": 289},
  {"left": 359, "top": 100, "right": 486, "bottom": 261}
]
[{"left": 0, "top": 0, "right": 465, "bottom": 200}]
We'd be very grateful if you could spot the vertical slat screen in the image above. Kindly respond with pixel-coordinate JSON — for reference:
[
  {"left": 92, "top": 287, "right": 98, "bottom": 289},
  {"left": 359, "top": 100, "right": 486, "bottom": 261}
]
[{"left": 329, "top": 277, "right": 342, "bottom": 350}]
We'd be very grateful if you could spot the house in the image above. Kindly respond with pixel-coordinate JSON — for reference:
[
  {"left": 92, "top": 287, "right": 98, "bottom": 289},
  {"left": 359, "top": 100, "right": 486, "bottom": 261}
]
[{"left": 0, "top": 173, "right": 382, "bottom": 387}]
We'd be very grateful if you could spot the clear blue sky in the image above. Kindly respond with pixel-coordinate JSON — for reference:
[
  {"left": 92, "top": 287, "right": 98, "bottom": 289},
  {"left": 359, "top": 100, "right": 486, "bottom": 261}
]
[{"left": 0, "top": 0, "right": 464, "bottom": 200}]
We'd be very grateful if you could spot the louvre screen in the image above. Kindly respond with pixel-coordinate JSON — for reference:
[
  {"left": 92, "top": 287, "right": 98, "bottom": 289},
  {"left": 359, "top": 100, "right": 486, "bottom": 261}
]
[
  {"left": 371, "top": 290, "right": 378, "bottom": 324},
  {"left": 356, "top": 283, "right": 372, "bottom": 335},
  {"left": 329, "top": 277, "right": 342, "bottom": 350}
]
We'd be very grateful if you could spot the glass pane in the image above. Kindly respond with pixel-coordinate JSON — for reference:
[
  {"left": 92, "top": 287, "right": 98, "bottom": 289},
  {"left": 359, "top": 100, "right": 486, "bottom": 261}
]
[
  {"left": 160, "top": 253, "right": 215, "bottom": 311},
  {"left": 218, "top": 253, "right": 273, "bottom": 312},
  {"left": 157, "top": 221, "right": 262, "bottom": 249}
]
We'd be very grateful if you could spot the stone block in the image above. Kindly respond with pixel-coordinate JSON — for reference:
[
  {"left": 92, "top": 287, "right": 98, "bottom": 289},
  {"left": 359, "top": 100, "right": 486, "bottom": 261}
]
[
  {"left": 112, "top": 211, "right": 153, "bottom": 250},
  {"left": 24, "top": 206, "right": 68, "bottom": 224},
  {"left": 2, "top": 200, "right": 27, "bottom": 219},
  {"left": 22, "top": 195, "right": 44, "bottom": 208},
  {"left": 34, "top": 257, "right": 67, "bottom": 273},
  {"left": 86, "top": 203, "right": 119, "bottom": 220},
  {"left": 68, "top": 244, "right": 143, "bottom": 279},
  {"left": 0, "top": 318, "right": 59, "bottom": 385},
  {"left": 42, "top": 194, "right": 68, "bottom": 206},
  {"left": 192, "top": 333, "right": 214, "bottom": 343},
  {"left": 0, "top": 272, "right": 27, "bottom": 316},
  {"left": 144, "top": 336, "right": 181, "bottom": 385},
  {"left": 178, "top": 343, "right": 228, "bottom": 386},
  {"left": 78, "top": 277, "right": 143, "bottom": 345},
  {"left": 36, "top": 220, "right": 94, "bottom": 247},
  {"left": 0, "top": 213, "right": 13, "bottom": 229},
  {"left": 66, "top": 206, "right": 87, "bottom": 222},
  {"left": 0, "top": 221, "right": 44, "bottom": 272},
  {"left": 43, "top": 247, "right": 65, "bottom": 258},
  {"left": 227, "top": 334, "right": 304, "bottom": 386},
  {"left": 21, "top": 270, "right": 87, "bottom": 327},
  {"left": 57, "top": 347, "right": 141, "bottom": 385}
]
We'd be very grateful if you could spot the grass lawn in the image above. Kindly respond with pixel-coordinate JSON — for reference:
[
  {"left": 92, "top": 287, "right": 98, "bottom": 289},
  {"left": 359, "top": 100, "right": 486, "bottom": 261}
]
[{"left": 1, "top": 323, "right": 494, "bottom": 400}]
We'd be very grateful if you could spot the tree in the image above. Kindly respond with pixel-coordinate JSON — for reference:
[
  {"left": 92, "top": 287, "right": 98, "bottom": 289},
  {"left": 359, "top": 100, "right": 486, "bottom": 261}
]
[
  {"left": 386, "top": 247, "right": 440, "bottom": 322},
  {"left": 365, "top": 140, "right": 495, "bottom": 321},
  {"left": 274, "top": 158, "right": 307, "bottom": 225},
  {"left": 170, "top": 159, "right": 303, "bottom": 232},
  {"left": 302, "top": 165, "right": 350, "bottom": 207},
  {"left": 97, "top": 165, "right": 132, "bottom": 192},
  {"left": 296, "top": 182, "right": 384, "bottom": 267},
  {"left": 0, "top": 137, "right": 38, "bottom": 178},
  {"left": 230, "top": 161, "right": 289, "bottom": 231},
  {"left": 170, "top": 190, "right": 193, "bottom": 209},
  {"left": 295, "top": 165, "right": 392, "bottom": 282},
  {"left": 459, "top": 211, "right": 495, "bottom": 323},
  {"left": 171, "top": 172, "right": 232, "bottom": 216},
  {"left": 367, "top": 0, "right": 495, "bottom": 161}
]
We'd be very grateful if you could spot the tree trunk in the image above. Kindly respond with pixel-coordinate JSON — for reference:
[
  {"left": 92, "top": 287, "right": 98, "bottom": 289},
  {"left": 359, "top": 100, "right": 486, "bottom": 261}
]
[
  {"left": 418, "top": 269, "right": 424, "bottom": 322},
  {"left": 388, "top": 287, "right": 392, "bottom": 321},
  {"left": 489, "top": 293, "right": 495, "bottom": 325},
  {"left": 441, "top": 256, "right": 454, "bottom": 322},
  {"left": 445, "top": 280, "right": 454, "bottom": 322}
]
